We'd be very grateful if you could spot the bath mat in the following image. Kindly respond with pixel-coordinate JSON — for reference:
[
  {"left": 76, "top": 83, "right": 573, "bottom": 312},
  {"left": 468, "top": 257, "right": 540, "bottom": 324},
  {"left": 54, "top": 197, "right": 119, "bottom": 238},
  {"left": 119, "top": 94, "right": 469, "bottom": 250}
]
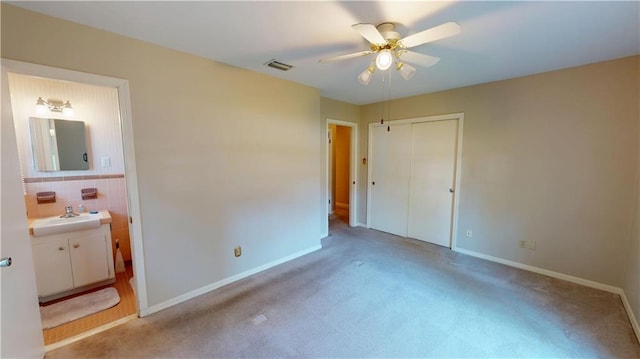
[{"left": 40, "top": 287, "right": 120, "bottom": 329}]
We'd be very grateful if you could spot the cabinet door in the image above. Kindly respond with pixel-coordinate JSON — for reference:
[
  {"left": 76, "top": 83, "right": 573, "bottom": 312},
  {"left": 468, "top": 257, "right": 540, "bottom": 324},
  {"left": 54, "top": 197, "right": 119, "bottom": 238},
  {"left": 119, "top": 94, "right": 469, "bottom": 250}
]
[
  {"left": 32, "top": 238, "right": 74, "bottom": 296},
  {"left": 68, "top": 232, "right": 110, "bottom": 287},
  {"left": 369, "top": 123, "right": 412, "bottom": 236}
]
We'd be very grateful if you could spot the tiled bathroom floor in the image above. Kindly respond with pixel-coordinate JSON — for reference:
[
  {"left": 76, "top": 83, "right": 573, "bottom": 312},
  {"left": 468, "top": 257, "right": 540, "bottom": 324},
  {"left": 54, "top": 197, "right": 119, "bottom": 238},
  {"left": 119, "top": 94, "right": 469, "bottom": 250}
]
[{"left": 42, "top": 265, "right": 137, "bottom": 345}]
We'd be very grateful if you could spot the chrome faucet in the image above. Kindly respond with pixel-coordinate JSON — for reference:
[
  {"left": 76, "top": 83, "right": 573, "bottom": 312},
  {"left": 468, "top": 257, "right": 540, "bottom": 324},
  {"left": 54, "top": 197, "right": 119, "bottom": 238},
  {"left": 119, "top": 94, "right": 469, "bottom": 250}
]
[{"left": 60, "top": 205, "right": 78, "bottom": 218}]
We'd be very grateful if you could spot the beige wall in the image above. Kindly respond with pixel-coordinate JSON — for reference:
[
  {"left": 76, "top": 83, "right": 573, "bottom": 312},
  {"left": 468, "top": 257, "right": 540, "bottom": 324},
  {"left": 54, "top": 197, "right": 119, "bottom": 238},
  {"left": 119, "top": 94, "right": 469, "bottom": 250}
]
[
  {"left": 2, "top": 4, "right": 322, "bottom": 307},
  {"left": 625, "top": 105, "right": 640, "bottom": 327},
  {"left": 361, "top": 56, "right": 639, "bottom": 287}
]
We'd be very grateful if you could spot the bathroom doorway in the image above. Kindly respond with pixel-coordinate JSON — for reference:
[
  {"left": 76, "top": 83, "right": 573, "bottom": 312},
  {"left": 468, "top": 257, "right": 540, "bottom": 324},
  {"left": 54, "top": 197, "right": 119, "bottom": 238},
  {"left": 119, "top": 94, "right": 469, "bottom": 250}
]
[
  {"left": 326, "top": 119, "right": 358, "bottom": 227},
  {"left": 2, "top": 59, "right": 146, "bottom": 350}
]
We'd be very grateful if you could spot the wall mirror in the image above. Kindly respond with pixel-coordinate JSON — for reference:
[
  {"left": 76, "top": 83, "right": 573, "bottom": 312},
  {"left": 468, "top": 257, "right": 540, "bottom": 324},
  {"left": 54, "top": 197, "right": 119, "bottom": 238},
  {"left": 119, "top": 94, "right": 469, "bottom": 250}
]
[{"left": 29, "top": 117, "right": 89, "bottom": 171}]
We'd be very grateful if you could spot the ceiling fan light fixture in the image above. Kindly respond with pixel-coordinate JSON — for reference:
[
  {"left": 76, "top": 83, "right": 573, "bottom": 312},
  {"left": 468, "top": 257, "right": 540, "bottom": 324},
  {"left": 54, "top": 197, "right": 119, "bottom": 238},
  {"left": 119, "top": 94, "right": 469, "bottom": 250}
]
[
  {"left": 375, "top": 50, "right": 393, "bottom": 71},
  {"left": 358, "top": 63, "right": 376, "bottom": 85},
  {"left": 396, "top": 62, "right": 416, "bottom": 80}
]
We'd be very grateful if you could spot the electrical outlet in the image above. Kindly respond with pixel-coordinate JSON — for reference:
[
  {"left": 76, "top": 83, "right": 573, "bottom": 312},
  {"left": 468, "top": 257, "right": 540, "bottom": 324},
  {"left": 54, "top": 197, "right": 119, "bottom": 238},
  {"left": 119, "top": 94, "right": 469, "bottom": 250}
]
[
  {"left": 466, "top": 229, "right": 472, "bottom": 238},
  {"left": 234, "top": 246, "right": 242, "bottom": 257},
  {"left": 519, "top": 240, "right": 526, "bottom": 248}
]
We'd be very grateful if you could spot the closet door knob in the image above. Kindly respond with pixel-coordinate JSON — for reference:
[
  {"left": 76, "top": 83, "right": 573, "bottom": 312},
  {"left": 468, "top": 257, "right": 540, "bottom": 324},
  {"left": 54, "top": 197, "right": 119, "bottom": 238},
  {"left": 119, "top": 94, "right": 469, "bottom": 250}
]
[
  {"left": 372, "top": 181, "right": 375, "bottom": 185},
  {"left": 449, "top": 188, "right": 454, "bottom": 193},
  {"left": 58, "top": 246, "right": 65, "bottom": 251},
  {"left": 73, "top": 243, "right": 80, "bottom": 249}
]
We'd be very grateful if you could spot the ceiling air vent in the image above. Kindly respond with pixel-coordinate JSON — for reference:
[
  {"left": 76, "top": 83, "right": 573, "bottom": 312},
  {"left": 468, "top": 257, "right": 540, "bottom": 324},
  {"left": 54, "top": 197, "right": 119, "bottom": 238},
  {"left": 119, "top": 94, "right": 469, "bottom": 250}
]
[{"left": 265, "top": 59, "right": 294, "bottom": 71}]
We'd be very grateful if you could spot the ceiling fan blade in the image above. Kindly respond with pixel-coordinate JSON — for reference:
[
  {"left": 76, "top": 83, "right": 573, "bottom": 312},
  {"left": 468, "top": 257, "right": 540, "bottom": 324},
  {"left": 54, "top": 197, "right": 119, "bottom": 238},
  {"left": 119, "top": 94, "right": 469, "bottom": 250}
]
[
  {"left": 352, "top": 23, "right": 387, "bottom": 45},
  {"left": 319, "top": 50, "right": 372, "bottom": 63},
  {"left": 395, "top": 50, "right": 440, "bottom": 67},
  {"left": 398, "top": 22, "right": 461, "bottom": 48}
]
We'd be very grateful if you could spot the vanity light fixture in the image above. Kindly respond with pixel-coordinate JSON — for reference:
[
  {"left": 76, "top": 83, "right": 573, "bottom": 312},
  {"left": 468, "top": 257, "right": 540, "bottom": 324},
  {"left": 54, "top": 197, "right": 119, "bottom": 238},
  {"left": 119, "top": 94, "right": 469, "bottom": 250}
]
[{"left": 35, "top": 97, "right": 74, "bottom": 116}]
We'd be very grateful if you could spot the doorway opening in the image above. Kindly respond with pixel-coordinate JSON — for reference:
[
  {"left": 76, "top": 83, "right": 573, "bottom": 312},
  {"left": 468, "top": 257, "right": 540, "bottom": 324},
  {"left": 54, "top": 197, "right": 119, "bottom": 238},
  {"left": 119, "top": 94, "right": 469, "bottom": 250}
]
[
  {"left": 2, "top": 59, "right": 146, "bottom": 349},
  {"left": 326, "top": 119, "right": 358, "bottom": 228}
]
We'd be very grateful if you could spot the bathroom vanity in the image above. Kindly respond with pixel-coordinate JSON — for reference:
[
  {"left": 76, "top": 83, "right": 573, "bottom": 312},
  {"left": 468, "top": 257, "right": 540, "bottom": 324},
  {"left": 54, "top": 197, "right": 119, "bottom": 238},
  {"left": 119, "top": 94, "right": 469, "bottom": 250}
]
[{"left": 29, "top": 211, "right": 115, "bottom": 302}]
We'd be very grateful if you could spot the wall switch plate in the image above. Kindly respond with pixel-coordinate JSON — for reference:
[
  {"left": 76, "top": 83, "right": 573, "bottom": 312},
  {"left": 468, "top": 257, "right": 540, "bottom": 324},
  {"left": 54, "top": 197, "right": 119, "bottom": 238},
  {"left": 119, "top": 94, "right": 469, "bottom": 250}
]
[
  {"left": 234, "top": 246, "right": 242, "bottom": 257},
  {"left": 101, "top": 157, "right": 111, "bottom": 168},
  {"left": 466, "top": 229, "right": 472, "bottom": 238}
]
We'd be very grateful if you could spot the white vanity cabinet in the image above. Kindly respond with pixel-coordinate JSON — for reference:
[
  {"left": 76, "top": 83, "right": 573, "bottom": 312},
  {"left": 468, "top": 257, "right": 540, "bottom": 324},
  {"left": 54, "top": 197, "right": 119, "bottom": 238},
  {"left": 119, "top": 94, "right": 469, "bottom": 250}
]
[{"left": 31, "top": 222, "right": 115, "bottom": 300}]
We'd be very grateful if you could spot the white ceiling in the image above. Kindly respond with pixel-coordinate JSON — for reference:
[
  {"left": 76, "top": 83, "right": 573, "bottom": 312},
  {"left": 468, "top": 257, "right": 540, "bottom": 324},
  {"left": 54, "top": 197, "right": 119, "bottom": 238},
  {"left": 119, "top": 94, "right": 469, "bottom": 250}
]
[{"left": 10, "top": 1, "right": 640, "bottom": 105}]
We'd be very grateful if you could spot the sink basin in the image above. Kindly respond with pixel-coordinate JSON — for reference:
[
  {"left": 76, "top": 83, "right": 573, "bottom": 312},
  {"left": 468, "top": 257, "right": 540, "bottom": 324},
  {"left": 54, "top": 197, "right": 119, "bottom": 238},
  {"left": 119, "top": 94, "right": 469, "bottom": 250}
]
[{"left": 31, "top": 213, "right": 101, "bottom": 237}]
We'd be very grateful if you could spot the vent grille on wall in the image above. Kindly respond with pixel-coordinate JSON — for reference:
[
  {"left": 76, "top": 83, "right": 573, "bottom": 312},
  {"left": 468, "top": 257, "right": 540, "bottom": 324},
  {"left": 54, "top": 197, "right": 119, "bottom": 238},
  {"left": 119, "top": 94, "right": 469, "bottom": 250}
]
[{"left": 265, "top": 59, "right": 294, "bottom": 71}]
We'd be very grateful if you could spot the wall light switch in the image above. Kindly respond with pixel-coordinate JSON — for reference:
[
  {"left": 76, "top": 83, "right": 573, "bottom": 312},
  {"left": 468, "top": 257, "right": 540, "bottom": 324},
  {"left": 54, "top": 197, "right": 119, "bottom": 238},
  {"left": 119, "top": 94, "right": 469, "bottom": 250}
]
[{"left": 101, "top": 157, "right": 111, "bottom": 168}]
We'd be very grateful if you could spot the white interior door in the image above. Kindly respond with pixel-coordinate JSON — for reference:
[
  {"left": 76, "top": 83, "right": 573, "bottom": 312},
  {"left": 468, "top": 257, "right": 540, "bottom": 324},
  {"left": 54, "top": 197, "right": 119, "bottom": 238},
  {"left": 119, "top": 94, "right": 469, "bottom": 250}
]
[
  {"left": 1, "top": 68, "right": 46, "bottom": 358},
  {"left": 369, "top": 123, "right": 412, "bottom": 237},
  {"left": 408, "top": 120, "right": 458, "bottom": 247}
]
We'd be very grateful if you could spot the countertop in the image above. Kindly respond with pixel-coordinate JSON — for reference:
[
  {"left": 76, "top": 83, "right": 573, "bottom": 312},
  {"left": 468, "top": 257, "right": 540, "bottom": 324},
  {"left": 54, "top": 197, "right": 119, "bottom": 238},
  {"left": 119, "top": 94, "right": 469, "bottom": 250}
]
[{"left": 28, "top": 210, "right": 111, "bottom": 236}]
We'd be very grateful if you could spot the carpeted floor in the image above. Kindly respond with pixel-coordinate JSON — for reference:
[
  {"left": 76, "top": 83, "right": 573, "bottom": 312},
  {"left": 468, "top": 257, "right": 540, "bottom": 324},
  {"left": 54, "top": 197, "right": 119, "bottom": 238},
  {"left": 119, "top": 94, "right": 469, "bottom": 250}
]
[{"left": 46, "top": 218, "right": 640, "bottom": 358}]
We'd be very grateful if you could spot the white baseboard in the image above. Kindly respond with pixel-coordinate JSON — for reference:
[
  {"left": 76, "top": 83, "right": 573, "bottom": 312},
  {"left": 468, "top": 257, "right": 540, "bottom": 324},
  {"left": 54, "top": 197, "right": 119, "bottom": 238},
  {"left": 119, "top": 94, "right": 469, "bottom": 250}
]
[
  {"left": 320, "top": 231, "right": 329, "bottom": 239},
  {"left": 453, "top": 246, "right": 640, "bottom": 342},
  {"left": 453, "top": 247, "right": 622, "bottom": 293},
  {"left": 620, "top": 291, "right": 640, "bottom": 343},
  {"left": 140, "top": 245, "right": 322, "bottom": 317},
  {"left": 356, "top": 222, "right": 367, "bottom": 228}
]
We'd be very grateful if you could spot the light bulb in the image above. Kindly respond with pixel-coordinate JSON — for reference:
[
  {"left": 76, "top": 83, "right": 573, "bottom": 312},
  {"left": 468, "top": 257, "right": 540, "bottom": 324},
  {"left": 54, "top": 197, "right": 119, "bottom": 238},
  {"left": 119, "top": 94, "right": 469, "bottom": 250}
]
[
  {"left": 397, "top": 62, "right": 416, "bottom": 80},
  {"left": 375, "top": 50, "right": 393, "bottom": 71},
  {"left": 62, "top": 101, "right": 74, "bottom": 116},
  {"left": 35, "top": 97, "right": 47, "bottom": 114},
  {"left": 358, "top": 64, "right": 376, "bottom": 85}
]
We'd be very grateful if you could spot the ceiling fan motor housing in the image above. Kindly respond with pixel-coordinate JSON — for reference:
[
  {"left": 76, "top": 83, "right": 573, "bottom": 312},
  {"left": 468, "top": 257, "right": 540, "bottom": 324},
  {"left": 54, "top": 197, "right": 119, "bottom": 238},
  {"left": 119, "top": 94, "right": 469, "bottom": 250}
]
[
  {"left": 372, "top": 23, "right": 401, "bottom": 52},
  {"left": 377, "top": 23, "right": 400, "bottom": 40}
]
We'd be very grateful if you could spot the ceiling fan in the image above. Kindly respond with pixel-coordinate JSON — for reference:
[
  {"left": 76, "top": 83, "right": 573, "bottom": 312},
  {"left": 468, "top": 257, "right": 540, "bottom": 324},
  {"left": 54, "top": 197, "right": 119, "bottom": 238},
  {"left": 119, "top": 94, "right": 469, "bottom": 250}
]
[{"left": 320, "top": 21, "right": 461, "bottom": 85}]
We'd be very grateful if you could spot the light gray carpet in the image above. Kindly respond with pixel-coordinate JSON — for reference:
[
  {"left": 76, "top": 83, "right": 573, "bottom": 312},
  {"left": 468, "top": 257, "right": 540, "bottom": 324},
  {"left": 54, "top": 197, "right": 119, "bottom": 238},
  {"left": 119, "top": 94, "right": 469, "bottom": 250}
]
[
  {"left": 46, "top": 218, "right": 640, "bottom": 358},
  {"left": 41, "top": 287, "right": 120, "bottom": 329}
]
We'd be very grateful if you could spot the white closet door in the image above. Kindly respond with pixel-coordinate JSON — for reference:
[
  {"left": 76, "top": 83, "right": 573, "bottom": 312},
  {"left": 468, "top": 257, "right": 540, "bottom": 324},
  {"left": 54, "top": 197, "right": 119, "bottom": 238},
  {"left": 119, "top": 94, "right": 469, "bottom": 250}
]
[
  {"left": 369, "top": 123, "right": 412, "bottom": 237},
  {"left": 408, "top": 120, "right": 458, "bottom": 247}
]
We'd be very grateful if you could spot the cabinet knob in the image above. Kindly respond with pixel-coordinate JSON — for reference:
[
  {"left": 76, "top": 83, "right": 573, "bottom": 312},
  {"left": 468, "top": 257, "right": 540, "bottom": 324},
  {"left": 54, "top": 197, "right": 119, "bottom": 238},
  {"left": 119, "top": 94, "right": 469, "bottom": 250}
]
[
  {"left": 58, "top": 246, "right": 65, "bottom": 251},
  {"left": 73, "top": 243, "right": 80, "bottom": 249}
]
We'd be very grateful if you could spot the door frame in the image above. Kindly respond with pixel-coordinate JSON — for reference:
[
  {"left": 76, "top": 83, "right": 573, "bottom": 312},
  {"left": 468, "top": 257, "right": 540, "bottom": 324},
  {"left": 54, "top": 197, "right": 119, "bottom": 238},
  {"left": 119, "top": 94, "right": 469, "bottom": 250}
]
[
  {"left": 325, "top": 119, "right": 358, "bottom": 228},
  {"left": 366, "top": 113, "right": 464, "bottom": 248},
  {"left": 1, "top": 59, "right": 149, "bottom": 314}
]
